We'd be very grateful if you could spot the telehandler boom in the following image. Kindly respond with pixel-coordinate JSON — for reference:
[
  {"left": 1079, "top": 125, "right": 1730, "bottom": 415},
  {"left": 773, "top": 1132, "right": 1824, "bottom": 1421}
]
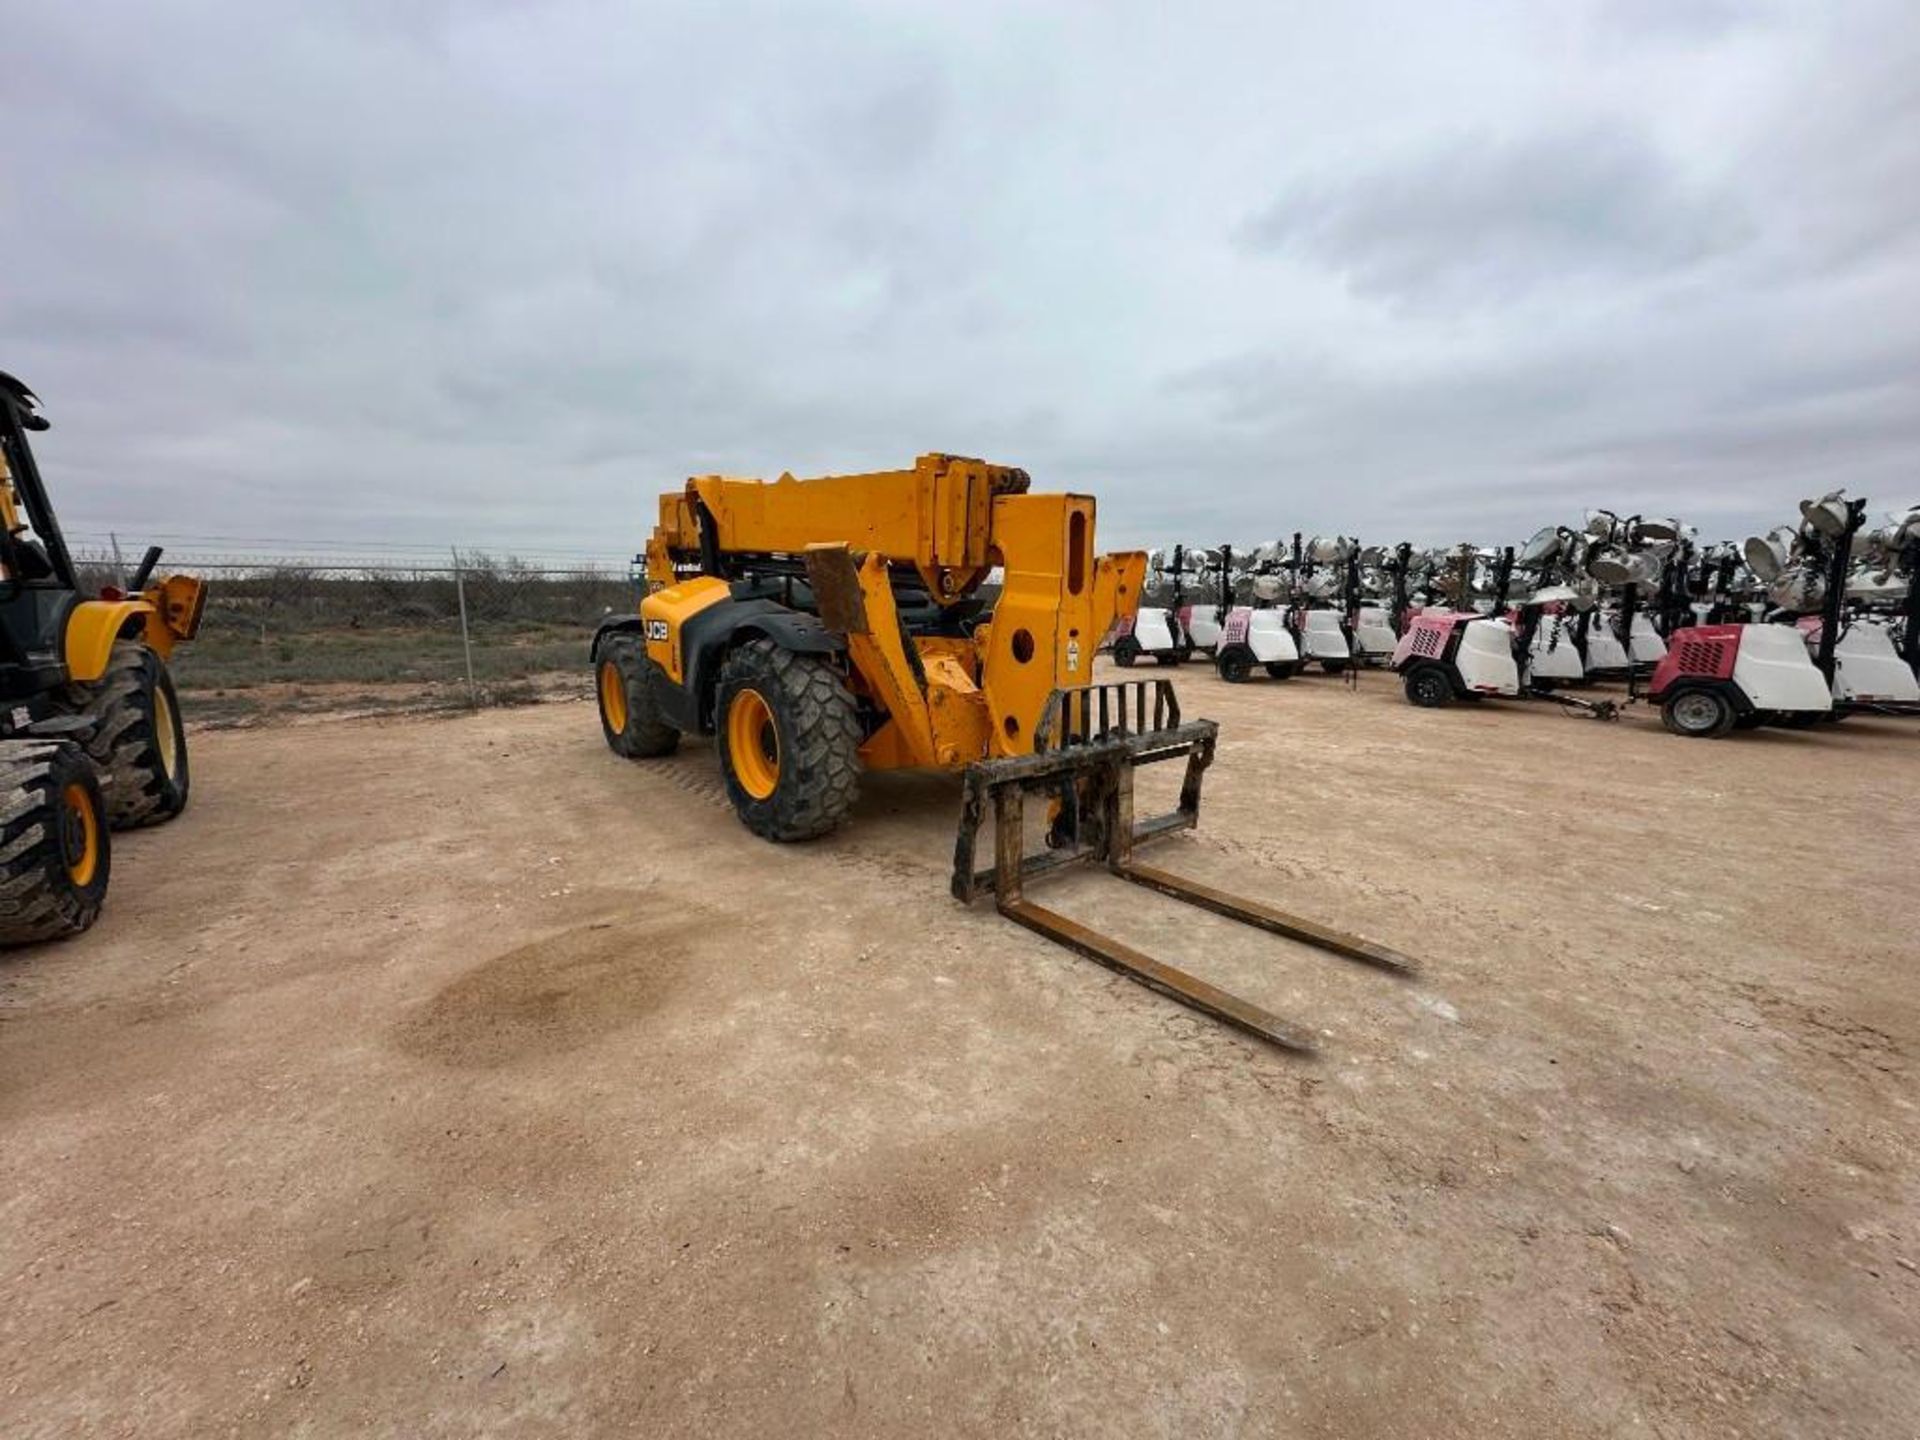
[{"left": 593, "top": 454, "right": 1413, "bottom": 1050}]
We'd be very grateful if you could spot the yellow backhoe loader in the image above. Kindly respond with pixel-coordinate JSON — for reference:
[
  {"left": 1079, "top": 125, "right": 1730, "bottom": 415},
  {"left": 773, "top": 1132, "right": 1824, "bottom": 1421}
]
[
  {"left": 593, "top": 454, "right": 1412, "bottom": 1050},
  {"left": 0, "top": 372, "right": 204, "bottom": 944}
]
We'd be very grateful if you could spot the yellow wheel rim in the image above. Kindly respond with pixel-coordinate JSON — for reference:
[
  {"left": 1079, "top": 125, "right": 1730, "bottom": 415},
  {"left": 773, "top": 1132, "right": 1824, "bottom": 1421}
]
[
  {"left": 726, "top": 689, "right": 780, "bottom": 801},
  {"left": 62, "top": 782, "right": 100, "bottom": 888},
  {"left": 599, "top": 659, "right": 629, "bottom": 734},
  {"left": 153, "top": 684, "right": 179, "bottom": 781}
]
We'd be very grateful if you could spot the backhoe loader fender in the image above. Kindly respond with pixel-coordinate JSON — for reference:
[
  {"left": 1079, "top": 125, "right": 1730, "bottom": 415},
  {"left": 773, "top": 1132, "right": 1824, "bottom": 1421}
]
[{"left": 63, "top": 599, "right": 153, "bottom": 683}]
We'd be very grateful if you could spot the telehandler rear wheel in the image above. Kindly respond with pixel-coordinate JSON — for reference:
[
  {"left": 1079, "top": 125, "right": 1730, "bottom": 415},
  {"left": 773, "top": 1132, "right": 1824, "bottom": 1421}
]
[
  {"left": 0, "top": 740, "right": 110, "bottom": 946},
  {"left": 714, "top": 640, "right": 861, "bottom": 842},
  {"left": 72, "top": 640, "right": 190, "bottom": 829},
  {"left": 598, "top": 635, "right": 680, "bottom": 759}
]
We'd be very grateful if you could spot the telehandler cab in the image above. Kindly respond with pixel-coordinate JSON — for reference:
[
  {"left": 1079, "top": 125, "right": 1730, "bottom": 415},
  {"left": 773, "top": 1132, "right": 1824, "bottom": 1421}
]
[
  {"left": 0, "top": 373, "right": 205, "bottom": 944},
  {"left": 593, "top": 454, "right": 1415, "bottom": 1052}
]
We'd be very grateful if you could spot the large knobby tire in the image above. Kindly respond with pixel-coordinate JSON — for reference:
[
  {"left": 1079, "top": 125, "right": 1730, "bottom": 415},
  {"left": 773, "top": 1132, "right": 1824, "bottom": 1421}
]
[
  {"left": 1662, "top": 687, "right": 1736, "bottom": 739},
  {"left": 73, "top": 640, "right": 189, "bottom": 830},
  {"left": 597, "top": 634, "right": 680, "bottom": 759},
  {"left": 1111, "top": 636, "right": 1141, "bottom": 668},
  {"left": 0, "top": 740, "right": 110, "bottom": 946},
  {"left": 1216, "top": 645, "right": 1254, "bottom": 684},
  {"left": 714, "top": 640, "right": 861, "bottom": 842}
]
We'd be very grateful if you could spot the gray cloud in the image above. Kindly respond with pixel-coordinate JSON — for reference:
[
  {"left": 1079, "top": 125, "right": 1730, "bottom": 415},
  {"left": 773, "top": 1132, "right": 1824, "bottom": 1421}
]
[
  {"left": 1238, "top": 124, "right": 1753, "bottom": 305},
  {"left": 2, "top": 0, "right": 1916, "bottom": 563}
]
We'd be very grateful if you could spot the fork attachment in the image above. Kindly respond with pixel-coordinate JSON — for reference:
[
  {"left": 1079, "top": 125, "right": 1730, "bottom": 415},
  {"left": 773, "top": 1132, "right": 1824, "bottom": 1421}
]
[{"left": 951, "top": 679, "right": 1416, "bottom": 1053}]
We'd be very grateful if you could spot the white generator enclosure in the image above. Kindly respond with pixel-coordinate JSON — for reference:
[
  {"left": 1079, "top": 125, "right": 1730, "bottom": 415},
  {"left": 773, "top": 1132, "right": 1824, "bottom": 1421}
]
[
  {"left": 1628, "top": 613, "right": 1668, "bottom": 664},
  {"left": 1243, "top": 609, "right": 1301, "bottom": 665},
  {"left": 1354, "top": 606, "right": 1398, "bottom": 659},
  {"left": 1527, "top": 615, "right": 1586, "bottom": 681},
  {"left": 1735, "top": 625, "right": 1833, "bottom": 713},
  {"left": 1299, "top": 610, "right": 1352, "bottom": 661},
  {"left": 1132, "top": 608, "right": 1180, "bottom": 653},
  {"left": 1455, "top": 618, "right": 1521, "bottom": 695},
  {"left": 1829, "top": 621, "right": 1920, "bottom": 704},
  {"left": 1182, "top": 607, "right": 1224, "bottom": 653},
  {"left": 1584, "top": 623, "right": 1630, "bottom": 672}
]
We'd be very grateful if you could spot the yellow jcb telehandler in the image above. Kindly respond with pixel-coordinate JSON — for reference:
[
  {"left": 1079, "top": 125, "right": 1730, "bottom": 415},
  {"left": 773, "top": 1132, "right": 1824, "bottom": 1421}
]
[
  {"left": 592, "top": 454, "right": 1413, "bottom": 1051},
  {"left": 0, "top": 372, "right": 205, "bottom": 944}
]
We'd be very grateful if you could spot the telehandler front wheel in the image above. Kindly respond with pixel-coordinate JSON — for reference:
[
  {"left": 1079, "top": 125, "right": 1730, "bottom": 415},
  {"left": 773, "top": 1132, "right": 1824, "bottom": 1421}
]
[
  {"left": 598, "top": 635, "right": 680, "bottom": 759},
  {"left": 74, "top": 641, "right": 189, "bottom": 829},
  {"left": 0, "top": 740, "right": 110, "bottom": 946},
  {"left": 714, "top": 640, "right": 861, "bottom": 842}
]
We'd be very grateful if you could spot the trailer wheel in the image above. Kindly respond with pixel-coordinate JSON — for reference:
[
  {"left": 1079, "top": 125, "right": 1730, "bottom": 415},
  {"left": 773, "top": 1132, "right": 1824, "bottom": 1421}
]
[
  {"left": 1216, "top": 645, "right": 1254, "bottom": 683},
  {"left": 1772, "top": 711, "right": 1822, "bottom": 730},
  {"left": 1403, "top": 664, "right": 1453, "bottom": 708},
  {"left": 0, "top": 740, "right": 110, "bottom": 946},
  {"left": 1320, "top": 658, "right": 1349, "bottom": 675},
  {"left": 70, "top": 640, "right": 190, "bottom": 829},
  {"left": 1661, "top": 687, "right": 1736, "bottom": 739},
  {"left": 714, "top": 639, "right": 861, "bottom": 842},
  {"left": 1112, "top": 636, "right": 1141, "bottom": 668},
  {"left": 598, "top": 634, "right": 680, "bottom": 758},
  {"left": 1263, "top": 663, "right": 1296, "bottom": 680}
]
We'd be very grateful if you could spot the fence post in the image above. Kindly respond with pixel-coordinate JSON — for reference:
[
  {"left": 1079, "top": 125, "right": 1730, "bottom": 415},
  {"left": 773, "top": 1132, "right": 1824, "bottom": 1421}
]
[{"left": 452, "top": 546, "right": 479, "bottom": 710}]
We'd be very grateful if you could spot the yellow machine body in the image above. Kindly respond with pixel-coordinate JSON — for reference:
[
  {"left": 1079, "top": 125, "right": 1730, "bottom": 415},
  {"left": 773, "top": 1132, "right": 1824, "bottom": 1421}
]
[
  {"left": 640, "top": 453, "right": 1145, "bottom": 772},
  {"left": 63, "top": 575, "right": 207, "bottom": 681}
]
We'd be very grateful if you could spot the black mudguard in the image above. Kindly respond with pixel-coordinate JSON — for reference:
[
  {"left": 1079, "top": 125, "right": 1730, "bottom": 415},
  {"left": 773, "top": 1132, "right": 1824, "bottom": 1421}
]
[{"left": 589, "top": 614, "right": 644, "bottom": 664}]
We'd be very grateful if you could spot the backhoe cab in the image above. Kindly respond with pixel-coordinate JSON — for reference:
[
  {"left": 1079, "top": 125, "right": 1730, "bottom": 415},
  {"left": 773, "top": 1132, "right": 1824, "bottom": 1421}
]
[
  {"left": 594, "top": 454, "right": 1416, "bottom": 1053},
  {"left": 0, "top": 372, "right": 206, "bottom": 945}
]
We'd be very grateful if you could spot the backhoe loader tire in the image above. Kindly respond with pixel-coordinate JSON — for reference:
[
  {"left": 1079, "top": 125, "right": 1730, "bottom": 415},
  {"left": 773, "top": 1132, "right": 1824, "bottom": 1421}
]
[
  {"left": 598, "top": 635, "right": 680, "bottom": 759},
  {"left": 714, "top": 640, "right": 860, "bottom": 842},
  {"left": 0, "top": 740, "right": 109, "bottom": 946},
  {"left": 73, "top": 641, "right": 190, "bottom": 829}
]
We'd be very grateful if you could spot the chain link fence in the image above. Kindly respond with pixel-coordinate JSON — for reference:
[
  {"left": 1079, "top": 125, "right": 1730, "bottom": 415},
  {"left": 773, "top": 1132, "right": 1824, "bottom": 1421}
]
[{"left": 74, "top": 549, "right": 641, "bottom": 725}]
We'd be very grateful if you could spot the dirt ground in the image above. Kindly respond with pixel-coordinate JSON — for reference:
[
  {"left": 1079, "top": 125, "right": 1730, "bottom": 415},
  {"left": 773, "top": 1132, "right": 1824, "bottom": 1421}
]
[{"left": 3, "top": 662, "right": 1916, "bottom": 1439}]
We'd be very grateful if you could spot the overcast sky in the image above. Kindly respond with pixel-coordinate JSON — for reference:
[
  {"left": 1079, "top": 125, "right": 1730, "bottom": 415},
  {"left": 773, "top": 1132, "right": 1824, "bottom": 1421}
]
[{"left": 4, "top": 0, "right": 1916, "bottom": 563}]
